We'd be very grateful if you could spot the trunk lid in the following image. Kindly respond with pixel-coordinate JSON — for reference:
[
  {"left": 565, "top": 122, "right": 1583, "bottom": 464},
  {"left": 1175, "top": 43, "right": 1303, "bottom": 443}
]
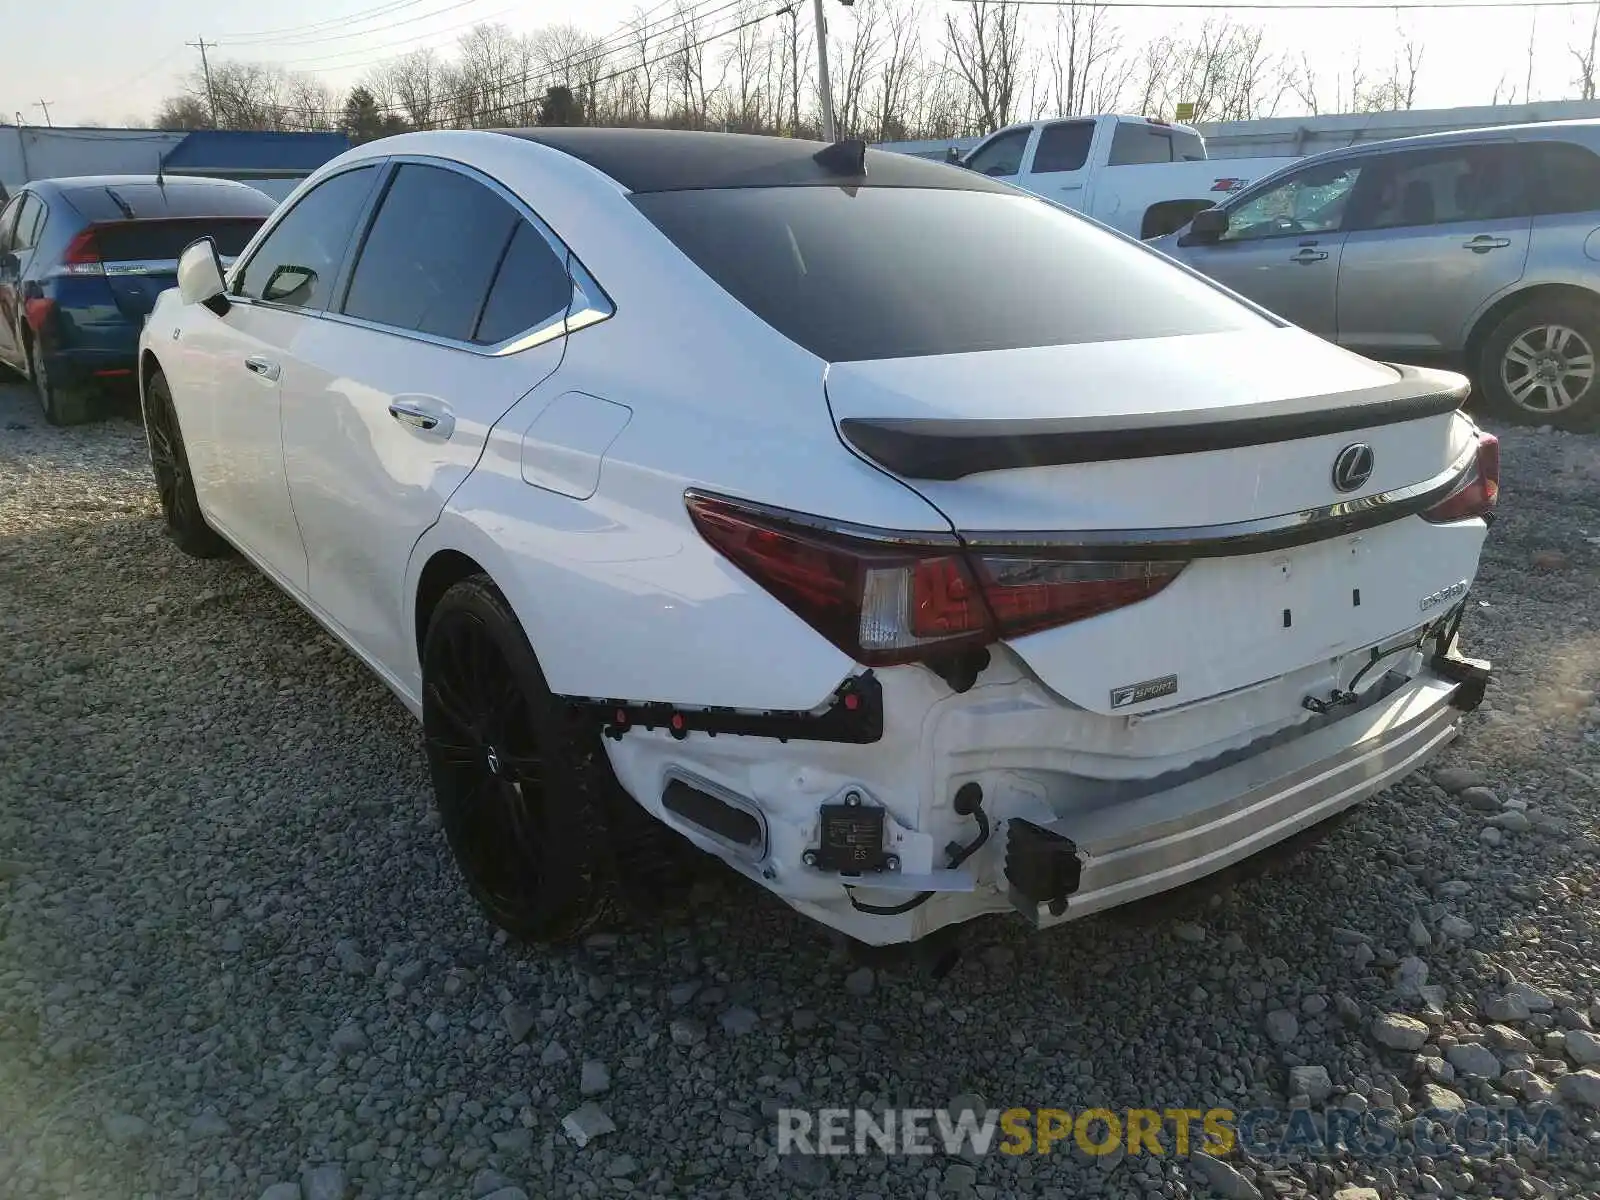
[
  {"left": 91, "top": 218, "right": 263, "bottom": 320},
  {"left": 826, "top": 327, "right": 1484, "bottom": 715}
]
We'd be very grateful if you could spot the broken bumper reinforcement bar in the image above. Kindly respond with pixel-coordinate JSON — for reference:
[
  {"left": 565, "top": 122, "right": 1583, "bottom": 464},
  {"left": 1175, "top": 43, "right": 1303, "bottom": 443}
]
[{"left": 1005, "top": 663, "right": 1483, "bottom": 928}]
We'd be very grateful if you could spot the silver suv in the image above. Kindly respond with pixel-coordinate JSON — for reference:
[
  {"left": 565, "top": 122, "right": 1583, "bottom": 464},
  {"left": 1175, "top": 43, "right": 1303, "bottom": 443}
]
[{"left": 1151, "top": 120, "right": 1600, "bottom": 429}]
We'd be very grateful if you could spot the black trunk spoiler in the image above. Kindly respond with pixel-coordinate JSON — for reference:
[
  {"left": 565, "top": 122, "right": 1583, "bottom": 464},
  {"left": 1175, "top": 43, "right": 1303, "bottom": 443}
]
[{"left": 837, "top": 364, "right": 1470, "bottom": 481}]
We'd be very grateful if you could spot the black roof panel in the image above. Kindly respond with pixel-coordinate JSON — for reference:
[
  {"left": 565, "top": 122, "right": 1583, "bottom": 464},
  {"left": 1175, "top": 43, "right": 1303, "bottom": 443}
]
[{"left": 496, "top": 127, "right": 1011, "bottom": 194}]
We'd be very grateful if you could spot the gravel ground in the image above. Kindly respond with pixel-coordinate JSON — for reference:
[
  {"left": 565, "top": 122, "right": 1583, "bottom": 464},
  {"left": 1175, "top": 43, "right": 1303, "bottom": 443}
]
[{"left": 1, "top": 378, "right": 1598, "bottom": 1200}]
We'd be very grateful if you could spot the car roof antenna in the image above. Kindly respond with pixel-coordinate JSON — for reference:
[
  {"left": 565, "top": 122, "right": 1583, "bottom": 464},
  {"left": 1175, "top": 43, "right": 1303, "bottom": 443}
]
[{"left": 813, "top": 138, "right": 868, "bottom": 178}]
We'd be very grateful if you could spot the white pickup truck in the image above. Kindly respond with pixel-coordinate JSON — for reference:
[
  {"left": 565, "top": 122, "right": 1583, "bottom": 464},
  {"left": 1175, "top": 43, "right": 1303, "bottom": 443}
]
[{"left": 954, "top": 114, "right": 1300, "bottom": 239}]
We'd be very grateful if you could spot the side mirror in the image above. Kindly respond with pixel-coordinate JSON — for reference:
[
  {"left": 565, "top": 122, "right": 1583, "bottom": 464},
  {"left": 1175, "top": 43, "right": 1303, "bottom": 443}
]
[
  {"left": 1182, "top": 206, "right": 1230, "bottom": 245},
  {"left": 177, "top": 237, "right": 229, "bottom": 315}
]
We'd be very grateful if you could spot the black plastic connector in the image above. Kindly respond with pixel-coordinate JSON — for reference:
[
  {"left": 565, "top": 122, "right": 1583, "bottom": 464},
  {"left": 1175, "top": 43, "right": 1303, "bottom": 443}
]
[{"left": 1004, "top": 819, "right": 1083, "bottom": 918}]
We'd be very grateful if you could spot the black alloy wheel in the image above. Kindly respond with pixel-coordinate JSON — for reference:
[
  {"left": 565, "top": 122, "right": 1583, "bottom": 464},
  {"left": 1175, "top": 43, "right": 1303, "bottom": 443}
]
[
  {"left": 422, "top": 576, "right": 609, "bottom": 943},
  {"left": 143, "top": 372, "right": 229, "bottom": 558}
]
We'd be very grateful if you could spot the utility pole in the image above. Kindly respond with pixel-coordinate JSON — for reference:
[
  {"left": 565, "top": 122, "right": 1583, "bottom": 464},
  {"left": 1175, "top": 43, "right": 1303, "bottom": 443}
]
[
  {"left": 812, "top": 0, "right": 837, "bottom": 142},
  {"left": 33, "top": 100, "right": 53, "bottom": 127},
  {"left": 188, "top": 36, "right": 219, "bottom": 127},
  {"left": 1525, "top": 12, "right": 1537, "bottom": 104}
]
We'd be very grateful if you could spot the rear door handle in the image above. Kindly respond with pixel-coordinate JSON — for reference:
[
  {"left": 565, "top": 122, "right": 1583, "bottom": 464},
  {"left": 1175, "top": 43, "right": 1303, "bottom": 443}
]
[
  {"left": 1463, "top": 235, "right": 1512, "bottom": 253},
  {"left": 1290, "top": 247, "right": 1329, "bottom": 264},
  {"left": 388, "top": 397, "right": 455, "bottom": 438},
  {"left": 244, "top": 356, "right": 280, "bottom": 381}
]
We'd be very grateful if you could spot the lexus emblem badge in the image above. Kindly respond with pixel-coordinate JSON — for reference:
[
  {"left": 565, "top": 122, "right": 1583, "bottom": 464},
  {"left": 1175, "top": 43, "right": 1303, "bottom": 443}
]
[{"left": 1332, "top": 443, "right": 1375, "bottom": 493}]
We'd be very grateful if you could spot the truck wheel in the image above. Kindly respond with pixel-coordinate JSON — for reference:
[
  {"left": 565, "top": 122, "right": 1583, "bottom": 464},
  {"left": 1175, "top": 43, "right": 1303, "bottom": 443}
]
[
  {"left": 1478, "top": 297, "right": 1600, "bottom": 430},
  {"left": 422, "top": 576, "right": 612, "bottom": 943},
  {"left": 143, "top": 372, "right": 230, "bottom": 558}
]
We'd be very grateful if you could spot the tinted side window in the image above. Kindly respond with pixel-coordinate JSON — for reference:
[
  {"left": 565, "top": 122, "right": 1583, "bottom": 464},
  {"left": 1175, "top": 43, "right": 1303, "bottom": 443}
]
[
  {"left": 236, "top": 165, "right": 379, "bottom": 309},
  {"left": 0, "top": 195, "right": 22, "bottom": 256},
  {"left": 1347, "top": 146, "right": 1523, "bottom": 231},
  {"left": 474, "top": 223, "right": 571, "bottom": 345},
  {"left": 1526, "top": 141, "right": 1600, "bottom": 216},
  {"left": 964, "top": 129, "right": 1031, "bottom": 178},
  {"left": 14, "top": 196, "right": 45, "bottom": 251},
  {"left": 1171, "top": 130, "right": 1206, "bottom": 162},
  {"left": 1108, "top": 125, "right": 1173, "bottom": 166},
  {"left": 1033, "top": 122, "right": 1094, "bottom": 173},
  {"left": 343, "top": 164, "right": 520, "bottom": 341}
]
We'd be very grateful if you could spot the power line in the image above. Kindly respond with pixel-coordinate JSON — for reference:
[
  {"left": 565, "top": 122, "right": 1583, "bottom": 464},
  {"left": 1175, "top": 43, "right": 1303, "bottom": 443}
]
[
  {"left": 220, "top": 0, "right": 441, "bottom": 43},
  {"left": 469, "top": 2, "right": 789, "bottom": 123},
  {"left": 950, "top": 0, "right": 1600, "bottom": 8},
  {"left": 261, "top": 3, "right": 523, "bottom": 69},
  {"left": 367, "top": 0, "right": 749, "bottom": 122},
  {"left": 218, "top": 0, "right": 488, "bottom": 50}
]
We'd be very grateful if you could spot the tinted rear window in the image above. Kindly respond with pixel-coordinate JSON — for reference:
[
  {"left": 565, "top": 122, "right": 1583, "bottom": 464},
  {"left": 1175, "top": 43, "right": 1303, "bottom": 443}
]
[
  {"left": 95, "top": 218, "right": 265, "bottom": 262},
  {"left": 63, "top": 182, "right": 276, "bottom": 222},
  {"left": 632, "top": 186, "right": 1265, "bottom": 362}
]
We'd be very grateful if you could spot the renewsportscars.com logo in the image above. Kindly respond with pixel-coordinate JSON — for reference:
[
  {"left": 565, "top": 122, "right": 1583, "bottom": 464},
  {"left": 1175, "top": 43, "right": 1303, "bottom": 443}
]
[{"left": 776, "top": 1105, "right": 1565, "bottom": 1161}]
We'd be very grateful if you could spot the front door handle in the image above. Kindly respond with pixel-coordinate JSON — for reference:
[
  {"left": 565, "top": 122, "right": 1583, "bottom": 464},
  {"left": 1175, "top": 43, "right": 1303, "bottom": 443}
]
[
  {"left": 1463, "top": 235, "right": 1512, "bottom": 253},
  {"left": 388, "top": 397, "right": 454, "bottom": 438},
  {"left": 1290, "top": 247, "right": 1329, "bottom": 264},
  {"left": 244, "top": 356, "right": 280, "bottom": 381}
]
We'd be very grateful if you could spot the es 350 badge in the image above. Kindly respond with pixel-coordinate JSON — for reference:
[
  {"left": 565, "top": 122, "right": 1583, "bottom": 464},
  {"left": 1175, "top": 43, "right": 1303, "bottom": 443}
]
[{"left": 1419, "top": 580, "right": 1469, "bottom": 613}]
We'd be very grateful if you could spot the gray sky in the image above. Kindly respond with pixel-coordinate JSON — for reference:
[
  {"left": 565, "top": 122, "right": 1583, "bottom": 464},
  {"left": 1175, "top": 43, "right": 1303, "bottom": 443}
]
[{"left": 4, "top": 0, "right": 1595, "bottom": 128}]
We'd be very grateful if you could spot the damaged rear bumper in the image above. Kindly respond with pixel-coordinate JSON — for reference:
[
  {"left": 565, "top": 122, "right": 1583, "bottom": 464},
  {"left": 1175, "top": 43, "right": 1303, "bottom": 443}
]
[{"left": 1005, "top": 652, "right": 1486, "bottom": 928}]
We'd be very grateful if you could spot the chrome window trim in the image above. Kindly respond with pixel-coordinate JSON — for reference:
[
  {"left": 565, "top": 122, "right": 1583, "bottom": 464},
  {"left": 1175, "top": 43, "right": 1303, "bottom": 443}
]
[
  {"left": 683, "top": 439, "right": 1480, "bottom": 562},
  {"left": 228, "top": 154, "right": 613, "bottom": 356}
]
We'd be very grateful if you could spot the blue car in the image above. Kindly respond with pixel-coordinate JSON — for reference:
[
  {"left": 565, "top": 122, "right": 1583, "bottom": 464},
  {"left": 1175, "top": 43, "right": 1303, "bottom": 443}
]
[{"left": 0, "top": 175, "right": 275, "bottom": 424}]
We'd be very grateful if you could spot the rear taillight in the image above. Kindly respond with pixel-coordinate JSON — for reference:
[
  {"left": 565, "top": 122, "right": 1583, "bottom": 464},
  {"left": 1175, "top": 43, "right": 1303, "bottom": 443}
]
[
  {"left": 687, "top": 493, "right": 1184, "bottom": 666},
  {"left": 56, "top": 229, "right": 104, "bottom": 276},
  {"left": 1421, "top": 434, "right": 1500, "bottom": 524}
]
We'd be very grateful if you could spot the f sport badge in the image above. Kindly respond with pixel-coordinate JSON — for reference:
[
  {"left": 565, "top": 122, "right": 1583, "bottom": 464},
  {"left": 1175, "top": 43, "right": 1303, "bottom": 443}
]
[{"left": 1110, "top": 674, "right": 1179, "bottom": 709}]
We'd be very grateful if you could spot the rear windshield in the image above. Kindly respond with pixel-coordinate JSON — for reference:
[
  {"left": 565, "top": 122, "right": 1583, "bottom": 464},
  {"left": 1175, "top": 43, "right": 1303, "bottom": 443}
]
[
  {"left": 62, "top": 182, "right": 276, "bottom": 222},
  {"left": 95, "top": 218, "right": 266, "bottom": 262},
  {"left": 632, "top": 186, "right": 1266, "bottom": 362}
]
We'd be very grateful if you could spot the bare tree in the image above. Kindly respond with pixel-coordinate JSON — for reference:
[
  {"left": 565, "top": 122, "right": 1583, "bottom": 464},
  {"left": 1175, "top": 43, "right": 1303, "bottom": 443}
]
[
  {"left": 1290, "top": 48, "right": 1366, "bottom": 116},
  {"left": 831, "top": 1, "right": 882, "bottom": 139},
  {"left": 719, "top": 2, "right": 777, "bottom": 132},
  {"left": 945, "top": 0, "right": 1027, "bottom": 133},
  {"left": 154, "top": 94, "right": 212, "bottom": 130},
  {"left": 623, "top": 5, "right": 662, "bottom": 122},
  {"left": 536, "top": 24, "right": 612, "bottom": 123},
  {"left": 778, "top": 5, "right": 810, "bottom": 135},
  {"left": 866, "top": 0, "right": 926, "bottom": 141},
  {"left": 1574, "top": 3, "right": 1600, "bottom": 99},
  {"left": 373, "top": 48, "right": 445, "bottom": 130},
  {"left": 1045, "top": 1, "right": 1121, "bottom": 117},
  {"left": 1359, "top": 38, "right": 1422, "bottom": 111},
  {"left": 450, "top": 23, "right": 535, "bottom": 127}
]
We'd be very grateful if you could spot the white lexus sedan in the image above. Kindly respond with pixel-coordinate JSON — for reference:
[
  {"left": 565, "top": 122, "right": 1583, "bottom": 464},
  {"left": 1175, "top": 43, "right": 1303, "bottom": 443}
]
[{"left": 138, "top": 128, "right": 1498, "bottom": 948}]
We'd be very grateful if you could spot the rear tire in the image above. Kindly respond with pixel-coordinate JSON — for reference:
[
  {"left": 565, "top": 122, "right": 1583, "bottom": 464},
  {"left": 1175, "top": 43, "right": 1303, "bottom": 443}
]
[
  {"left": 422, "top": 576, "right": 612, "bottom": 943},
  {"left": 30, "top": 336, "right": 93, "bottom": 426},
  {"left": 1478, "top": 296, "right": 1600, "bottom": 430},
  {"left": 143, "top": 371, "right": 230, "bottom": 558}
]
